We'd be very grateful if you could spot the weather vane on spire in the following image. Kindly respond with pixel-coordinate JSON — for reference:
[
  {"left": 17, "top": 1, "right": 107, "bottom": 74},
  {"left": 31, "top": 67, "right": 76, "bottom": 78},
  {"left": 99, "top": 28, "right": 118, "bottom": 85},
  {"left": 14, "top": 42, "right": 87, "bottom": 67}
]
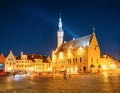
[
  {"left": 59, "top": 12, "right": 61, "bottom": 18},
  {"left": 93, "top": 25, "right": 95, "bottom": 33}
]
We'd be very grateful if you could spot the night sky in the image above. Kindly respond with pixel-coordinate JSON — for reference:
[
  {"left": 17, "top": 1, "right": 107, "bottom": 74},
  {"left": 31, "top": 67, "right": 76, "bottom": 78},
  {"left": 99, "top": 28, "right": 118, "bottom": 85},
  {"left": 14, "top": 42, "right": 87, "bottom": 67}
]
[{"left": 0, "top": 0, "right": 120, "bottom": 59}]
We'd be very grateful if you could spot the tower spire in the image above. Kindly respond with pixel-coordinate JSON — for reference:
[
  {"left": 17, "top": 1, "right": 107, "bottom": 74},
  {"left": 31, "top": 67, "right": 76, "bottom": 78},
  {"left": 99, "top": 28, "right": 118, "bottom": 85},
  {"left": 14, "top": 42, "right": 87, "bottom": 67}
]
[
  {"left": 58, "top": 13, "right": 63, "bottom": 30},
  {"left": 93, "top": 25, "right": 95, "bottom": 34},
  {"left": 57, "top": 13, "right": 64, "bottom": 47},
  {"left": 59, "top": 12, "right": 61, "bottom": 18}
]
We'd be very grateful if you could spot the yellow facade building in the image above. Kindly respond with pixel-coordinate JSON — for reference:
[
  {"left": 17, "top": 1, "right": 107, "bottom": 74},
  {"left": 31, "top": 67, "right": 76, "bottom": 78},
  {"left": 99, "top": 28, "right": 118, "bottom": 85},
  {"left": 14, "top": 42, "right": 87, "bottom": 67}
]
[
  {"left": 16, "top": 53, "right": 51, "bottom": 73},
  {"left": 52, "top": 16, "right": 101, "bottom": 74},
  {"left": 5, "top": 51, "right": 51, "bottom": 73},
  {"left": 100, "top": 54, "right": 116, "bottom": 71},
  {"left": 28, "top": 54, "right": 51, "bottom": 73},
  {"left": 16, "top": 52, "right": 33, "bottom": 72}
]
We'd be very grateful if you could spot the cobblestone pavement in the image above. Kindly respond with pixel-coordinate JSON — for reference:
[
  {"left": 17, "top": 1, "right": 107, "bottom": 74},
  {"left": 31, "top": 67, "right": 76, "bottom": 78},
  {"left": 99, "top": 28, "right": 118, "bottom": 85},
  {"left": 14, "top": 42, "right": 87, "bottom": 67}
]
[{"left": 0, "top": 71, "right": 120, "bottom": 93}]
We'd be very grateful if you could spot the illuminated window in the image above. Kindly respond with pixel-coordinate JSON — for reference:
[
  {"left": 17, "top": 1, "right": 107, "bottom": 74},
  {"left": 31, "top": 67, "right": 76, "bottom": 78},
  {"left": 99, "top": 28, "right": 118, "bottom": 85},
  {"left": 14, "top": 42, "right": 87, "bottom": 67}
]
[{"left": 59, "top": 52, "right": 63, "bottom": 59}]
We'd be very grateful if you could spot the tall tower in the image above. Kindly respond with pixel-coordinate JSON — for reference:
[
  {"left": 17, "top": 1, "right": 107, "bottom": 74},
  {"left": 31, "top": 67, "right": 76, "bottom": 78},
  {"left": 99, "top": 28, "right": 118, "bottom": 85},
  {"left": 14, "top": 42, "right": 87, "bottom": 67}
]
[{"left": 57, "top": 13, "right": 64, "bottom": 47}]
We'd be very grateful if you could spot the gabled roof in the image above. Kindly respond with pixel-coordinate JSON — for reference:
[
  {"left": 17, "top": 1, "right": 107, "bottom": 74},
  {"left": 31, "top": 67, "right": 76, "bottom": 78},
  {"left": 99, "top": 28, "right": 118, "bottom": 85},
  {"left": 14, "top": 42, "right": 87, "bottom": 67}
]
[
  {"left": 55, "top": 34, "right": 93, "bottom": 53},
  {"left": 6, "top": 50, "right": 16, "bottom": 59}
]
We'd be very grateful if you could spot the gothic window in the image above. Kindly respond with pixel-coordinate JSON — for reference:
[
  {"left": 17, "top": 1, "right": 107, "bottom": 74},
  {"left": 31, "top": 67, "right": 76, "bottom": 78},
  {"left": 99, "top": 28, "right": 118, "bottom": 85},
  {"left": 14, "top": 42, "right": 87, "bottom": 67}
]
[
  {"left": 76, "top": 58, "right": 77, "bottom": 64},
  {"left": 91, "top": 57, "right": 93, "bottom": 64},
  {"left": 67, "top": 59, "right": 71, "bottom": 64},
  {"left": 94, "top": 47, "right": 96, "bottom": 50},
  {"left": 70, "top": 59, "right": 71, "bottom": 64},
  {"left": 67, "top": 59, "right": 69, "bottom": 64},
  {"left": 73, "top": 58, "right": 77, "bottom": 64},
  {"left": 96, "top": 59, "right": 98, "bottom": 64},
  {"left": 73, "top": 58, "right": 74, "bottom": 64},
  {"left": 80, "top": 57, "right": 82, "bottom": 63}
]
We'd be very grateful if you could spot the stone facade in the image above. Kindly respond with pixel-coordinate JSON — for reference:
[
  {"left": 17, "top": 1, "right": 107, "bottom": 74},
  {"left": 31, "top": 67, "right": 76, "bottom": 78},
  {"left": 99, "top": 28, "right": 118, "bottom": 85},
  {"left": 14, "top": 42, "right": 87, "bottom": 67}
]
[
  {"left": 5, "top": 50, "right": 16, "bottom": 72},
  {"left": 52, "top": 33, "right": 101, "bottom": 74}
]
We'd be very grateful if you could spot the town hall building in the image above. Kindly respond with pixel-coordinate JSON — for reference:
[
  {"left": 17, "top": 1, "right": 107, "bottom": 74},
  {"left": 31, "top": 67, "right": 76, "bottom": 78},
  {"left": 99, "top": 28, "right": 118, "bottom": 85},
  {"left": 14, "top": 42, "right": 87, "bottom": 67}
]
[{"left": 52, "top": 15, "right": 101, "bottom": 74}]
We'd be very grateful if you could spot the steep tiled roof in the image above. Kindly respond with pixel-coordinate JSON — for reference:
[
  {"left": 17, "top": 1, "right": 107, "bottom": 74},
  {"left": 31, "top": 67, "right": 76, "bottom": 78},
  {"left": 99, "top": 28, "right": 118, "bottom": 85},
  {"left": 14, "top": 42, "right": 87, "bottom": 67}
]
[
  {"left": 16, "top": 54, "right": 49, "bottom": 63},
  {"left": 16, "top": 56, "right": 21, "bottom": 60},
  {"left": 55, "top": 34, "right": 93, "bottom": 53},
  {"left": 28, "top": 54, "right": 49, "bottom": 63}
]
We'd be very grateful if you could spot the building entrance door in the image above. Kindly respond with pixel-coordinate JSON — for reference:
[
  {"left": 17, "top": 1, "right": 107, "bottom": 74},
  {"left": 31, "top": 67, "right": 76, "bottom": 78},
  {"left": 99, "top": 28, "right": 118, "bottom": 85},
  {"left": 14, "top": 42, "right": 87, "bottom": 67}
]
[{"left": 83, "top": 66, "right": 86, "bottom": 72}]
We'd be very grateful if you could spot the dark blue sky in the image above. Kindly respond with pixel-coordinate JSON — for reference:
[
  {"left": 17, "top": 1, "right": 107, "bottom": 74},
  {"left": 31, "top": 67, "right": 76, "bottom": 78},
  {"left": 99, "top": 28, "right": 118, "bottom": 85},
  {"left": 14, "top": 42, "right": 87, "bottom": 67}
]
[{"left": 0, "top": 0, "right": 120, "bottom": 59}]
